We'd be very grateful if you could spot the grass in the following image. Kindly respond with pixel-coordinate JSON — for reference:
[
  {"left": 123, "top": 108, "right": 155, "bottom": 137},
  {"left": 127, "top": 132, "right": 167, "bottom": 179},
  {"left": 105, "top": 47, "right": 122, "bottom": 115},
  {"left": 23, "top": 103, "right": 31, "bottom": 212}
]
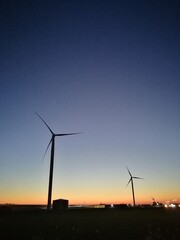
[{"left": 0, "top": 208, "right": 180, "bottom": 239}]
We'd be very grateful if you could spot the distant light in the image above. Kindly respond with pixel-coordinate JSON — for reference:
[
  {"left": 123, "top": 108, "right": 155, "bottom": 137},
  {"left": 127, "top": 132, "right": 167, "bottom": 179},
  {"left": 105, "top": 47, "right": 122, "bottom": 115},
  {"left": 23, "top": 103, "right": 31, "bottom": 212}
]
[
  {"left": 164, "top": 204, "right": 168, "bottom": 208},
  {"left": 111, "top": 204, "right": 114, "bottom": 208},
  {"left": 170, "top": 204, "right": 176, "bottom": 208}
]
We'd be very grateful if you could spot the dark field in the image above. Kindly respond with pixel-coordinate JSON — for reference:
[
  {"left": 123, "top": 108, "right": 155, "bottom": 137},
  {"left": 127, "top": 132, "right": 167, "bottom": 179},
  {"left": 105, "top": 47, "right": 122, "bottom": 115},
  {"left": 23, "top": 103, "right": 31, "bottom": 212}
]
[{"left": 1, "top": 208, "right": 180, "bottom": 240}]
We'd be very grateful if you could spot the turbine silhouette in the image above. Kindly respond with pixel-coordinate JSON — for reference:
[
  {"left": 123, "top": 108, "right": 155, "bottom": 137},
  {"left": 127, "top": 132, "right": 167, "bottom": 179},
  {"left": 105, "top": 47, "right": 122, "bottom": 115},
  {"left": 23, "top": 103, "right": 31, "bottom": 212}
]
[
  {"left": 126, "top": 167, "right": 143, "bottom": 206},
  {"left": 35, "top": 112, "right": 80, "bottom": 210}
]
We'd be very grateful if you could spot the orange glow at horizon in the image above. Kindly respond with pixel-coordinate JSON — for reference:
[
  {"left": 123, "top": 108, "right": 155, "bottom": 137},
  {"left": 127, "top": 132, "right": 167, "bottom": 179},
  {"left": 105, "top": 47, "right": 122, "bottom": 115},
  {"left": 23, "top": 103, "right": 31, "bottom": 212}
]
[
  {"left": 1, "top": 176, "right": 180, "bottom": 205},
  {"left": 1, "top": 190, "right": 180, "bottom": 205}
]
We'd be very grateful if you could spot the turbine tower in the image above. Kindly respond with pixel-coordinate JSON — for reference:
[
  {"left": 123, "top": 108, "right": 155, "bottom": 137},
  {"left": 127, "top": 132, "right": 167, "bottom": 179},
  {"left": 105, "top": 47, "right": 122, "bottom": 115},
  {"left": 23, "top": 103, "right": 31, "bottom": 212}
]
[
  {"left": 126, "top": 167, "right": 143, "bottom": 206},
  {"left": 35, "top": 112, "right": 80, "bottom": 210}
]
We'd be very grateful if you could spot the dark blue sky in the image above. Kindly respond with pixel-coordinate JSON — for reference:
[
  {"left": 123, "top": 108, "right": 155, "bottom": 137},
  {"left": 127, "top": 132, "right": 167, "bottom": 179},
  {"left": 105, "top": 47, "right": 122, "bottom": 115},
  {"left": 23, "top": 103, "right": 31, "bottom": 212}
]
[{"left": 1, "top": 0, "right": 180, "bottom": 204}]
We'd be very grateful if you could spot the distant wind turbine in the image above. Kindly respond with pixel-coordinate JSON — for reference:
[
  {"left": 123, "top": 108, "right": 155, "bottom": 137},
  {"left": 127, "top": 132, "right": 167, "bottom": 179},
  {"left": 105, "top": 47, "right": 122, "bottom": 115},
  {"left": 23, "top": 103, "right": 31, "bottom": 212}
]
[
  {"left": 126, "top": 167, "right": 143, "bottom": 206},
  {"left": 35, "top": 112, "right": 80, "bottom": 210}
]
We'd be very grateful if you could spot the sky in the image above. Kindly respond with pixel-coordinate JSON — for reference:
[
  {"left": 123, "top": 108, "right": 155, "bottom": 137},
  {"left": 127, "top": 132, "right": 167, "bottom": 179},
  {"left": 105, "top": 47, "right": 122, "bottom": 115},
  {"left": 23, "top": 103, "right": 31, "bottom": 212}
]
[{"left": 0, "top": 0, "right": 180, "bottom": 206}]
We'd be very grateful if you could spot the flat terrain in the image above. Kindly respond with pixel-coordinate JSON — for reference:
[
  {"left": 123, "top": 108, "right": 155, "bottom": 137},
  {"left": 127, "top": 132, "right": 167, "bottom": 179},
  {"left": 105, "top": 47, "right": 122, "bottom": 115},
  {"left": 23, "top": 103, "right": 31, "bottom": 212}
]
[{"left": 0, "top": 208, "right": 180, "bottom": 239}]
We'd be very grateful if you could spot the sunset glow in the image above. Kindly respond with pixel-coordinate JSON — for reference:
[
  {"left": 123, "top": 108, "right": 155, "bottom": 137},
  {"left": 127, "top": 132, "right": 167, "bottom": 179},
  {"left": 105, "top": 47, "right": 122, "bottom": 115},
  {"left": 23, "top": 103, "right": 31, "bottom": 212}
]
[{"left": 1, "top": 0, "right": 180, "bottom": 207}]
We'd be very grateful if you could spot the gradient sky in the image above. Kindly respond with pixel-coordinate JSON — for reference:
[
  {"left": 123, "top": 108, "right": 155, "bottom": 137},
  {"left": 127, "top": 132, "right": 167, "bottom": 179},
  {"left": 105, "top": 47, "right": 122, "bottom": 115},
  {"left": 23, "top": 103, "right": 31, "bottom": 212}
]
[{"left": 1, "top": 0, "right": 180, "bottom": 205}]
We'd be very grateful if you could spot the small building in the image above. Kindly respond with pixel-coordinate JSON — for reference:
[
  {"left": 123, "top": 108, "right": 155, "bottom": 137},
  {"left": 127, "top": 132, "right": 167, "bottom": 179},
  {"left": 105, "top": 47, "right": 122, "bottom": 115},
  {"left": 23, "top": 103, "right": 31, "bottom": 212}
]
[{"left": 53, "top": 198, "right": 69, "bottom": 210}]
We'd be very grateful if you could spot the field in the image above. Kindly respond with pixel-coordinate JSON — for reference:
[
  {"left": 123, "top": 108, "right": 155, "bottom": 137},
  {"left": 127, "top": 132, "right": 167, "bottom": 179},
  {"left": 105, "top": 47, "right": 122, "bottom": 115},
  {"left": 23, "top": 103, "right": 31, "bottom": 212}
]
[{"left": 0, "top": 208, "right": 180, "bottom": 240}]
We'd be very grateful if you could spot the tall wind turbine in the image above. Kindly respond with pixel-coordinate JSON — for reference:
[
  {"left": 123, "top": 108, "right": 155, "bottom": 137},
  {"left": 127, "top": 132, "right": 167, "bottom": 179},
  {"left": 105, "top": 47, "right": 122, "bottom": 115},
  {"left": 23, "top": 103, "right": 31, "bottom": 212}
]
[
  {"left": 35, "top": 112, "right": 80, "bottom": 210},
  {"left": 126, "top": 167, "right": 143, "bottom": 206}
]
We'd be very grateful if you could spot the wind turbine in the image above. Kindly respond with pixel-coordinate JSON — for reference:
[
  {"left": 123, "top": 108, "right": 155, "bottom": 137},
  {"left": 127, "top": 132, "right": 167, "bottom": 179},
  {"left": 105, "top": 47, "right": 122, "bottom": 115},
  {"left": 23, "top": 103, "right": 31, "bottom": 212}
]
[
  {"left": 126, "top": 167, "right": 143, "bottom": 206},
  {"left": 35, "top": 112, "right": 80, "bottom": 210}
]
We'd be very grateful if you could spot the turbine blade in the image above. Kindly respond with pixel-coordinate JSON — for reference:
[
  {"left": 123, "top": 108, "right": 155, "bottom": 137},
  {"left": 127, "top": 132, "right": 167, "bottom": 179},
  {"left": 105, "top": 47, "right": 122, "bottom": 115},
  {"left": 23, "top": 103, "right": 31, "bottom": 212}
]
[
  {"left": 126, "top": 166, "right": 132, "bottom": 177},
  {"left": 55, "top": 132, "right": 81, "bottom": 136},
  {"left": 35, "top": 112, "right": 54, "bottom": 135},
  {"left": 42, "top": 138, "right": 52, "bottom": 162},
  {"left": 126, "top": 179, "right": 131, "bottom": 188},
  {"left": 133, "top": 177, "right": 143, "bottom": 180}
]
